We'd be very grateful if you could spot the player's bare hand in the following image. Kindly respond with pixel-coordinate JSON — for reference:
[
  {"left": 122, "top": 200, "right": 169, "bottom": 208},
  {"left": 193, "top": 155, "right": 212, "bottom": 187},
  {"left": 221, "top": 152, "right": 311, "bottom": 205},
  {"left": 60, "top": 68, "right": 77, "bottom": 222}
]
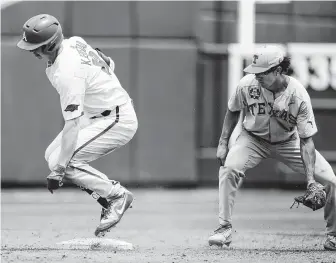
[{"left": 216, "top": 142, "right": 229, "bottom": 167}]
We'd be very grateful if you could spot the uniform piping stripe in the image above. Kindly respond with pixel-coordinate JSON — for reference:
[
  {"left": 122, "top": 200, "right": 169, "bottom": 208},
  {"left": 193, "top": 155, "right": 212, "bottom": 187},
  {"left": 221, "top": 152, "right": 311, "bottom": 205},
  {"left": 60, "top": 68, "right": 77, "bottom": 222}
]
[
  {"left": 71, "top": 106, "right": 119, "bottom": 159},
  {"left": 69, "top": 165, "right": 103, "bottom": 178}
]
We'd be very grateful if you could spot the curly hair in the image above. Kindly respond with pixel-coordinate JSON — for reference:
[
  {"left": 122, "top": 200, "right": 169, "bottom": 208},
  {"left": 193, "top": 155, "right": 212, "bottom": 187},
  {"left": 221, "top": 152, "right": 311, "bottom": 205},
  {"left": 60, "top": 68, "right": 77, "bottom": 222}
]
[{"left": 278, "top": 56, "right": 291, "bottom": 74}]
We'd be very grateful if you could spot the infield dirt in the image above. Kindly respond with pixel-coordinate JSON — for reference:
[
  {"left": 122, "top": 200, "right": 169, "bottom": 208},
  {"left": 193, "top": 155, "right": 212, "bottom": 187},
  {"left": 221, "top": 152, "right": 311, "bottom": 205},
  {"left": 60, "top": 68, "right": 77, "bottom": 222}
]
[{"left": 1, "top": 188, "right": 335, "bottom": 263}]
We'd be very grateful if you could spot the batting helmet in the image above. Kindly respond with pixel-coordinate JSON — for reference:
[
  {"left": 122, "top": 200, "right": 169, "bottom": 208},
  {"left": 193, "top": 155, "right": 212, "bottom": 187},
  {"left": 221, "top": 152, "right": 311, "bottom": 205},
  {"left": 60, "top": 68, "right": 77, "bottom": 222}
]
[{"left": 17, "top": 14, "right": 63, "bottom": 53}]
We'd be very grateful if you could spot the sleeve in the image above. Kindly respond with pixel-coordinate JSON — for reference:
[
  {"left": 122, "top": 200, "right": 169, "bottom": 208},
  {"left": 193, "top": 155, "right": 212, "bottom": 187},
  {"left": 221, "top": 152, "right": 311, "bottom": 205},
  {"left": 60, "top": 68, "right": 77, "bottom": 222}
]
[
  {"left": 228, "top": 85, "right": 245, "bottom": 112},
  {"left": 108, "top": 57, "right": 115, "bottom": 72},
  {"left": 296, "top": 100, "right": 318, "bottom": 138},
  {"left": 95, "top": 48, "right": 115, "bottom": 72},
  {"left": 57, "top": 69, "right": 85, "bottom": 121}
]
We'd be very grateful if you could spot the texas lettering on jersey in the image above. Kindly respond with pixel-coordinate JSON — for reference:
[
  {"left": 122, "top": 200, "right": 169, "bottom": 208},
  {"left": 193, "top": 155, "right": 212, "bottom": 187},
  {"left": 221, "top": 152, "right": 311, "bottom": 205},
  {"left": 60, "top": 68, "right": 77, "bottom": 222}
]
[
  {"left": 244, "top": 98, "right": 298, "bottom": 125},
  {"left": 229, "top": 74, "right": 317, "bottom": 142}
]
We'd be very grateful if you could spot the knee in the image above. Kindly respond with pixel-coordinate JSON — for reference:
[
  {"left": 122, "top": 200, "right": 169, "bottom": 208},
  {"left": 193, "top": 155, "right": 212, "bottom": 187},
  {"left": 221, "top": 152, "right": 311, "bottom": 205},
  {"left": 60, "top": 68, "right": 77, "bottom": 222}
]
[
  {"left": 320, "top": 169, "right": 336, "bottom": 188},
  {"left": 44, "top": 145, "right": 52, "bottom": 162},
  {"left": 219, "top": 166, "right": 242, "bottom": 182},
  {"left": 44, "top": 132, "right": 63, "bottom": 162},
  {"left": 47, "top": 148, "right": 60, "bottom": 171},
  {"left": 47, "top": 157, "right": 57, "bottom": 171},
  {"left": 135, "top": 117, "right": 139, "bottom": 131},
  {"left": 325, "top": 178, "right": 336, "bottom": 189},
  {"left": 320, "top": 178, "right": 336, "bottom": 198}
]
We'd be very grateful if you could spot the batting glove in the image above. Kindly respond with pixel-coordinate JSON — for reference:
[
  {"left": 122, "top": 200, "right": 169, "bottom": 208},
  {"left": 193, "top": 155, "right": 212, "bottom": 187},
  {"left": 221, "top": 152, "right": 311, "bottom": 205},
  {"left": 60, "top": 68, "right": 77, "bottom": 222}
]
[{"left": 47, "top": 165, "right": 65, "bottom": 194}]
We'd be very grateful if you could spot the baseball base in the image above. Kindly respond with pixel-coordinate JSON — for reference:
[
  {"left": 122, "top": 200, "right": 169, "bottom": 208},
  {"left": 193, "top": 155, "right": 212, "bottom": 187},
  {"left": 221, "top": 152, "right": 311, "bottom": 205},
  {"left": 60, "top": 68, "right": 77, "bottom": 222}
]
[{"left": 56, "top": 238, "right": 134, "bottom": 251}]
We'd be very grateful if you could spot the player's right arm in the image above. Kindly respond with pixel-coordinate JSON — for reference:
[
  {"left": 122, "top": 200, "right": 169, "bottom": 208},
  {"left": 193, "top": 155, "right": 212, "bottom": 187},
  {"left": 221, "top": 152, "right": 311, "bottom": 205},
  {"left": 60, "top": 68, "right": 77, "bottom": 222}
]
[
  {"left": 217, "top": 110, "right": 241, "bottom": 166},
  {"left": 54, "top": 64, "right": 86, "bottom": 170},
  {"left": 217, "top": 83, "right": 245, "bottom": 166}
]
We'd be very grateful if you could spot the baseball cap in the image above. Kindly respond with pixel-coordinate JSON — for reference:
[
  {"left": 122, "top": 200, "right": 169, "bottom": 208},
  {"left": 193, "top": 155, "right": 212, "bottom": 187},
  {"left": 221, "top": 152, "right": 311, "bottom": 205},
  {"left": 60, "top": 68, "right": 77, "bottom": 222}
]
[{"left": 243, "top": 45, "right": 285, "bottom": 74}]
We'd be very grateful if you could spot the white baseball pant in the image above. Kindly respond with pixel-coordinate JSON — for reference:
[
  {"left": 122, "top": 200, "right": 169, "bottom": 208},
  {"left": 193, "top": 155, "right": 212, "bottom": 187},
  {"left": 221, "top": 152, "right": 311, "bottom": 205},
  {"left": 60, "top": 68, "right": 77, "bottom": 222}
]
[{"left": 45, "top": 99, "right": 138, "bottom": 199}]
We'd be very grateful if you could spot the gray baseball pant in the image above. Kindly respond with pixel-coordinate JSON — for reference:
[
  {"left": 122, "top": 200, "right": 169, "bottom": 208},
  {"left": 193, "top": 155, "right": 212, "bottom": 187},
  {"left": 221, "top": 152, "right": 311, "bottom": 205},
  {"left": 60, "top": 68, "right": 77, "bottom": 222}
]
[{"left": 219, "top": 129, "right": 336, "bottom": 236}]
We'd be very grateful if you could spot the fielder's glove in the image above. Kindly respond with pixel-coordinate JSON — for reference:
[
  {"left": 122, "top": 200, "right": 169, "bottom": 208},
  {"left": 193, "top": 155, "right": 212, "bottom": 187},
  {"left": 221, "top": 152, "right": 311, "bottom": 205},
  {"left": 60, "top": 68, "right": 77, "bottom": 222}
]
[
  {"left": 290, "top": 182, "right": 326, "bottom": 211},
  {"left": 47, "top": 165, "right": 65, "bottom": 194}
]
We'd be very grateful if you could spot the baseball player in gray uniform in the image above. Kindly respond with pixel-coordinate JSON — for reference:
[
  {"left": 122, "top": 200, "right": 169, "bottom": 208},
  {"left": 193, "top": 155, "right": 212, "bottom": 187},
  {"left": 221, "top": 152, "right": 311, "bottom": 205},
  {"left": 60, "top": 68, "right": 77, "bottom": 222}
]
[{"left": 208, "top": 45, "right": 336, "bottom": 251}]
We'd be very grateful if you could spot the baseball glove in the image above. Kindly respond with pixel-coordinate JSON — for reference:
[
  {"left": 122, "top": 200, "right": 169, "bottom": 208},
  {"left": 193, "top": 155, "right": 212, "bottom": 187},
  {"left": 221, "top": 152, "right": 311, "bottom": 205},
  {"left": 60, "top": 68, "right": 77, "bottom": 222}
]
[{"left": 290, "top": 182, "right": 326, "bottom": 211}]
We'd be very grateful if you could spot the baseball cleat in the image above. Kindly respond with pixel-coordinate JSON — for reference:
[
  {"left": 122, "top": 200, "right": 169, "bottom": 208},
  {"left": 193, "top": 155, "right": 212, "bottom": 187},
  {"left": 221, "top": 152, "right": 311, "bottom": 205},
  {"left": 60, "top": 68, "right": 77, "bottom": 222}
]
[
  {"left": 100, "top": 207, "right": 105, "bottom": 221},
  {"left": 94, "top": 189, "right": 134, "bottom": 237},
  {"left": 95, "top": 227, "right": 112, "bottom": 238},
  {"left": 208, "top": 224, "right": 232, "bottom": 247},
  {"left": 324, "top": 235, "right": 336, "bottom": 251}
]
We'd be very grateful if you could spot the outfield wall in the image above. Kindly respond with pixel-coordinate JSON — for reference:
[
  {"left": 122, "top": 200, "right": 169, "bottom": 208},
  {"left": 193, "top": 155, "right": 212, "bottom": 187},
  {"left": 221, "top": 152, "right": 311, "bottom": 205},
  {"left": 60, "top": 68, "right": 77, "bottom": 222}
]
[{"left": 1, "top": 1, "right": 197, "bottom": 185}]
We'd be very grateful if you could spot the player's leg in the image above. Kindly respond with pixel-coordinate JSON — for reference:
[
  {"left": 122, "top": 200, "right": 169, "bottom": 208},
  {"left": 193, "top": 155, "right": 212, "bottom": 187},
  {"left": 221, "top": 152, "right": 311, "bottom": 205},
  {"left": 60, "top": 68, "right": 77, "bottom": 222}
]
[
  {"left": 47, "top": 141, "right": 125, "bottom": 201},
  {"left": 45, "top": 116, "right": 92, "bottom": 162},
  {"left": 78, "top": 102, "right": 137, "bottom": 235},
  {"left": 276, "top": 135, "right": 336, "bottom": 250},
  {"left": 45, "top": 129, "right": 111, "bottom": 215},
  {"left": 45, "top": 131, "right": 63, "bottom": 163},
  {"left": 47, "top": 101, "right": 138, "bottom": 235},
  {"left": 209, "top": 129, "right": 271, "bottom": 247},
  {"left": 47, "top": 102, "right": 137, "bottom": 195},
  {"left": 48, "top": 138, "right": 134, "bottom": 237}
]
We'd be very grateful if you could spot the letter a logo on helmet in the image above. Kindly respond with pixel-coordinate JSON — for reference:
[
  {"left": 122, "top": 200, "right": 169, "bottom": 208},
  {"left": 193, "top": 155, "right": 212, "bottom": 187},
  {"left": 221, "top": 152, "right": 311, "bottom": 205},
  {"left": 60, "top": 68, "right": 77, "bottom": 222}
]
[
  {"left": 16, "top": 14, "right": 63, "bottom": 53},
  {"left": 22, "top": 32, "right": 27, "bottom": 42}
]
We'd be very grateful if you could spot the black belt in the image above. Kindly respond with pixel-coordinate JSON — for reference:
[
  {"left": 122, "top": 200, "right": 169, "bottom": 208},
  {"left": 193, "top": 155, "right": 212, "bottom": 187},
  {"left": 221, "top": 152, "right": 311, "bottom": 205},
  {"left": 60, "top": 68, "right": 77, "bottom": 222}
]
[{"left": 90, "top": 106, "right": 119, "bottom": 119}]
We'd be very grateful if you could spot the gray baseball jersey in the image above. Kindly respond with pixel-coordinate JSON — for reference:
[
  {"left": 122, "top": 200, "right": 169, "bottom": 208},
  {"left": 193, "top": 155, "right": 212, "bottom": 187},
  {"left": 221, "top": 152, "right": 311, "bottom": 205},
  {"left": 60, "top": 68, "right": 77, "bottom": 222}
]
[{"left": 228, "top": 74, "right": 318, "bottom": 143}]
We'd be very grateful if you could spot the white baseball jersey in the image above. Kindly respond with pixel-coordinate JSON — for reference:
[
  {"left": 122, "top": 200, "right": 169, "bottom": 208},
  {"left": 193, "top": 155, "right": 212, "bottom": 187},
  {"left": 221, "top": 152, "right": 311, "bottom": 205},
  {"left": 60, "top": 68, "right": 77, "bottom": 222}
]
[
  {"left": 228, "top": 74, "right": 318, "bottom": 143},
  {"left": 45, "top": 36, "right": 130, "bottom": 121}
]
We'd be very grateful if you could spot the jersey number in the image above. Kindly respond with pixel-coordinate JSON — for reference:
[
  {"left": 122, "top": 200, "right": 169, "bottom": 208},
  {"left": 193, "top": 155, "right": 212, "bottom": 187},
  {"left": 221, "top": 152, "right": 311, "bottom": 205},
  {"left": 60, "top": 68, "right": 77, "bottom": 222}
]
[{"left": 88, "top": 50, "right": 111, "bottom": 75}]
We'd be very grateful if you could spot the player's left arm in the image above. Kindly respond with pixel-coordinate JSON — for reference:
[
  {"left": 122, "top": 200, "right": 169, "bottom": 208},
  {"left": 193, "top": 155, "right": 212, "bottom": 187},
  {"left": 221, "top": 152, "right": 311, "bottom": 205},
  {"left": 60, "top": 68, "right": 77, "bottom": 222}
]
[
  {"left": 297, "top": 100, "right": 318, "bottom": 187},
  {"left": 300, "top": 136, "right": 316, "bottom": 186}
]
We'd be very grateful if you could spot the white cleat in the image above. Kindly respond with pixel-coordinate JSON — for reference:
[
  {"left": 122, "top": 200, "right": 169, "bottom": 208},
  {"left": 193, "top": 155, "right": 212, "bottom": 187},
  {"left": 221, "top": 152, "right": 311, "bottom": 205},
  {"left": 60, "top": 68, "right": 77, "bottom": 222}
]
[
  {"left": 208, "top": 224, "right": 232, "bottom": 247},
  {"left": 94, "top": 189, "right": 134, "bottom": 237},
  {"left": 324, "top": 235, "right": 336, "bottom": 251}
]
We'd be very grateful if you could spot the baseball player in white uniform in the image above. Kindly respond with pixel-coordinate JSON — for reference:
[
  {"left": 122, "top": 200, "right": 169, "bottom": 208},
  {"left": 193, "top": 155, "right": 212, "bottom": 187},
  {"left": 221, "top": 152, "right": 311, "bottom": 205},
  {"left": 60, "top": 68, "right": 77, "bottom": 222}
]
[
  {"left": 17, "top": 14, "right": 138, "bottom": 237},
  {"left": 208, "top": 45, "right": 336, "bottom": 251}
]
